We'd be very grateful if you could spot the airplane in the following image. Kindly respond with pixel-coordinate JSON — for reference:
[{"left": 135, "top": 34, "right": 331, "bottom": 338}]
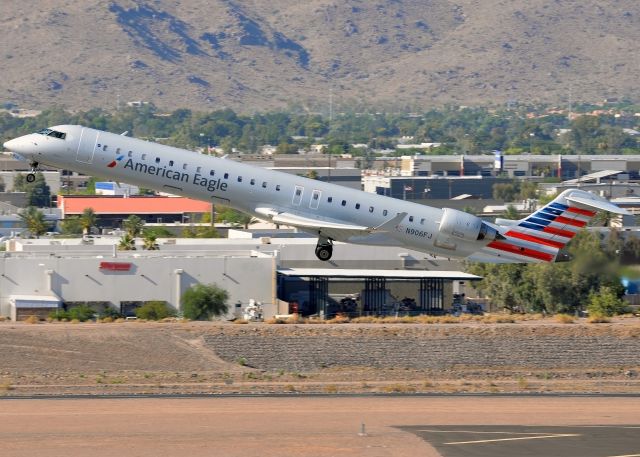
[{"left": 3, "top": 125, "right": 629, "bottom": 263}]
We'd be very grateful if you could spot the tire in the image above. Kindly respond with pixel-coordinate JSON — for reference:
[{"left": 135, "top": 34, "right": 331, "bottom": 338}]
[
  {"left": 315, "top": 245, "right": 332, "bottom": 261},
  {"left": 26, "top": 173, "right": 36, "bottom": 183}
]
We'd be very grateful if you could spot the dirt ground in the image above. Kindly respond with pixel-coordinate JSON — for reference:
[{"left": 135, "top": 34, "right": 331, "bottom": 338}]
[
  {"left": 0, "top": 320, "right": 639, "bottom": 396},
  {"left": 1, "top": 396, "right": 639, "bottom": 457}
]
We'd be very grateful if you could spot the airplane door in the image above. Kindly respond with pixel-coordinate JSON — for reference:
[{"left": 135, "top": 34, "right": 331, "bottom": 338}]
[
  {"left": 76, "top": 128, "right": 98, "bottom": 164},
  {"left": 292, "top": 185, "right": 304, "bottom": 206},
  {"left": 309, "top": 189, "right": 321, "bottom": 210}
]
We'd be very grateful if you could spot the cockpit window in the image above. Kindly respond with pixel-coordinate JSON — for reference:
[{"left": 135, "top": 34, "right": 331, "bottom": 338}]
[{"left": 36, "top": 128, "right": 66, "bottom": 139}]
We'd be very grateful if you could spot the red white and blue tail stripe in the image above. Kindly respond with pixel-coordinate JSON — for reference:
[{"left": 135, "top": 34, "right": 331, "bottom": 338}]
[{"left": 470, "top": 189, "right": 629, "bottom": 263}]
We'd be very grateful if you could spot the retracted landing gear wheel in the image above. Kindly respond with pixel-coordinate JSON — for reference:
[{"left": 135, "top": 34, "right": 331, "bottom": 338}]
[{"left": 315, "top": 244, "right": 333, "bottom": 261}]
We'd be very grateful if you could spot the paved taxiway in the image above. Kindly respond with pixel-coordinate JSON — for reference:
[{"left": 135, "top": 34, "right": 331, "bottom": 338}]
[{"left": 0, "top": 396, "right": 638, "bottom": 457}]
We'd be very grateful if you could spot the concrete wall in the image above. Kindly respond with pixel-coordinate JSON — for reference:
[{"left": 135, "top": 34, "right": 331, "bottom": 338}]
[{"left": 0, "top": 254, "right": 276, "bottom": 317}]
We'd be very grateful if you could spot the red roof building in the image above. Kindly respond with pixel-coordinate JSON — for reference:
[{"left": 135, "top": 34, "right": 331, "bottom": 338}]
[{"left": 58, "top": 195, "right": 212, "bottom": 226}]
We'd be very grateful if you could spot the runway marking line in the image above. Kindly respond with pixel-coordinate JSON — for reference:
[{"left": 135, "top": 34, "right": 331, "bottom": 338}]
[
  {"left": 607, "top": 454, "right": 640, "bottom": 457},
  {"left": 416, "top": 429, "right": 580, "bottom": 445}
]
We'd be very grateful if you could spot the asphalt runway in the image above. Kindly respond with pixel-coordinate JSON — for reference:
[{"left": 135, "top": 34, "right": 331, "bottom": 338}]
[
  {"left": 0, "top": 396, "right": 638, "bottom": 457},
  {"left": 400, "top": 425, "right": 640, "bottom": 457}
]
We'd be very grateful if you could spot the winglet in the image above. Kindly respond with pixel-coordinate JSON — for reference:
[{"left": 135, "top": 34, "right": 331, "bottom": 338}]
[{"left": 373, "top": 212, "right": 407, "bottom": 232}]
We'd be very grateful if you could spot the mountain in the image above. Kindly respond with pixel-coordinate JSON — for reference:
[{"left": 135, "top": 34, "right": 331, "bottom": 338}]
[{"left": 1, "top": 0, "right": 638, "bottom": 113}]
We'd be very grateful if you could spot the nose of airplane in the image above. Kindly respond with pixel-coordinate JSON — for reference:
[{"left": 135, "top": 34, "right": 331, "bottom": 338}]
[{"left": 3, "top": 136, "right": 32, "bottom": 155}]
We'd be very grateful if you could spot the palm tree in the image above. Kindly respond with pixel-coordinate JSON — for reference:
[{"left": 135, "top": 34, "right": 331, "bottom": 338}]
[
  {"left": 123, "top": 215, "right": 144, "bottom": 237},
  {"left": 117, "top": 233, "right": 136, "bottom": 251},
  {"left": 79, "top": 207, "right": 97, "bottom": 235},
  {"left": 19, "top": 206, "right": 48, "bottom": 238},
  {"left": 142, "top": 233, "right": 159, "bottom": 250}
]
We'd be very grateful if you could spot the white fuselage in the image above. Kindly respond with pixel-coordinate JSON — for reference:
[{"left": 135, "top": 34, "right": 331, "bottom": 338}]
[{"left": 4, "top": 125, "right": 493, "bottom": 259}]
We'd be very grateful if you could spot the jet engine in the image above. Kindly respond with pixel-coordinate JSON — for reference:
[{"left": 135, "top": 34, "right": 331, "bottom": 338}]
[{"left": 439, "top": 208, "right": 501, "bottom": 242}]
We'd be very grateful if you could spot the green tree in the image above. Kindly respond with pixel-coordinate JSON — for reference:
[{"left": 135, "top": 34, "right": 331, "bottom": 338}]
[
  {"left": 19, "top": 206, "right": 49, "bottom": 237},
  {"left": 135, "top": 301, "right": 176, "bottom": 320},
  {"left": 587, "top": 286, "right": 627, "bottom": 317},
  {"left": 500, "top": 204, "right": 521, "bottom": 220},
  {"left": 14, "top": 172, "right": 51, "bottom": 207},
  {"left": 123, "top": 214, "right": 144, "bottom": 237},
  {"left": 79, "top": 207, "right": 97, "bottom": 235},
  {"left": 181, "top": 283, "right": 229, "bottom": 320}
]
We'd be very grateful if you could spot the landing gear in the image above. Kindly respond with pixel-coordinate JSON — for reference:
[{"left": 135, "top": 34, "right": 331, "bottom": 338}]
[
  {"left": 315, "top": 238, "right": 333, "bottom": 261},
  {"left": 26, "top": 161, "right": 39, "bottom": 183}
]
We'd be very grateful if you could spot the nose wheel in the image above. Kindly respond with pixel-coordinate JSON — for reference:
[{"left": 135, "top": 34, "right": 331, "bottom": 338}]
[
  {"left": 26, "top": 161, "right": 39, "bottom": 182},
  {"left": 315, "top": 239, "right": 333, "bottom": 261}
]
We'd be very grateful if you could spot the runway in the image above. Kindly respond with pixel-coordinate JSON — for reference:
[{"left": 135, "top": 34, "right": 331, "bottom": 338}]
[{"left": 0, "top": 396, "right": 638, "bottom": 457}]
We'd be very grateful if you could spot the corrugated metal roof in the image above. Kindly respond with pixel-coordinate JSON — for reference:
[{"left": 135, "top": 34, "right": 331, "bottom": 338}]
[
  {"left": 277, "top": 268, "right": 481, "bottom": 280},
  {"left": 562, "top": 170, "right": 623, "bottom": 184},
  {"left": 58, "top": 196, "right": 211, "bottom": 215}
]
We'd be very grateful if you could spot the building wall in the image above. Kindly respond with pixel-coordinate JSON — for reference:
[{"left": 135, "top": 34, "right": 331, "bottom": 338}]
[{"left": 0, "top": 254, "right": 276, "bottom": 317}]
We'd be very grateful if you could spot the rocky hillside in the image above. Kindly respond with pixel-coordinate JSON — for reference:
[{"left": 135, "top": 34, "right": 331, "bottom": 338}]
[{"left": 1, "top": 0, "right": 638, "bottom": 112}]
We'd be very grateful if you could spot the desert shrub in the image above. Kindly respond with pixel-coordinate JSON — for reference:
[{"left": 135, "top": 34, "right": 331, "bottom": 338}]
[
  {"left": 135, "top": 301, "right": 176, "bottom": 320},
  {"left": 587, "top": 313, "right": 611, "bottom": 324},
  {"left": 68, "top": 305, "right": 95, "bottom": 322},
  {"left": 554, "top": 313, "right": 575, "bottom": 324},
  {"left": 232, "top": 318, "right": 249, "bottom": 324},
  {"left": 24, "top": 315, "right": 39, "bottom": 324},
  {"left": 181, "top": 283, "right": 228, "bottom": 320},
  {"left": 101, "top": 307, "right": 122, "bottom": 319}
]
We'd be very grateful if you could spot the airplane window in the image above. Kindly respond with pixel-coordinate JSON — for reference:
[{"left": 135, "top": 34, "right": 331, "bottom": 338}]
[
  {"left": 37, "top": 129, "right": 66, "bottom": 139},
  {"left": 250, "top": 179, "right": 255, "bottom": 185},
  {"left": 262, "top": 182, "right": 267, "bottom": 188},
  {"left": 224, "top": 173, "right": 229, "bottom": 179},
  {"left": 142, "top": 154, "right": 146, "bottom": 160},
  {"left": 128, "top": 151, "right": 133, "bottom": 157},
  {"left": 276, "top": 185, "right": 281, "bottom": 191},
  {"left": 238, "top": 176, "right": 243, "bottom": 182},
  {"left": 296, "top": 189, "right": 302, "bottom": 196},
  {"left": 197, "top": 166, "right": 202, "bottom": 173},
  {"left": 169, "top": 160, "right": 174, "bottom": 166},
  {"left": 420, "top": 218, "right": 425, "bottom": 225},
  {"left": 37, "top": 128, "right": 53, "bottom": 136},
  {"left": 103, "top": 145, "right": 108, "bottom": 151},
  {"left": 182, "top": 164, "right": 187, "bottom": 170},
  {"left": 383, "top": 210, "right": 388, "bottom": 216},
  {"left": 369, "top": 206, "right": 374, "bottom": 213},
  {"left": 313, "top": 193, "right": 319, "bottom": 200},
  {"left": 355, "top": 203, "right": 360, "bottom": 209},
  {"left": 116, "top": 148, "right": 121, "bottom": 154},
  {"left": 209, "top": 170, "right": 215, "bottom": 176},
  {"left": 409, "top": 216, "right": 414, "bottom": 222},
  {"left": 97, "top": 144, "right": 101, "bottom": 148},
  {"left": 155, "top": 157, "right": 160, "bottom": 164},
  {"left": 328, "top": 197, "right": 333, "bottom": 203},
  {"left": 341, "top": 200, "right": 346, "bottom": 206}
]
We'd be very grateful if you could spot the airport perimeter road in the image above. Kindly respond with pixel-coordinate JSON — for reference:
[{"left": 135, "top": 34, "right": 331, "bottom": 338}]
[{"left": 0, "top": 396, "right": 638, "bottom": 457}]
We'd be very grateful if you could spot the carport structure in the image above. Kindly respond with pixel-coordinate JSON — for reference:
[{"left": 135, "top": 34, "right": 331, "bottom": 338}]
[{"left": 276, "top": 268, "right": 482, "bottom": 317}]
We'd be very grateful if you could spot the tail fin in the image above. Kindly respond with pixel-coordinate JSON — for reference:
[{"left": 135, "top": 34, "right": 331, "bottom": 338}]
[{"left": 484, "top": 189, "right": 629, "bottom": 263}]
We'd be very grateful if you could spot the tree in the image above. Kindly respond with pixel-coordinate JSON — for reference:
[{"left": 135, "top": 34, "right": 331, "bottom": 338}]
[
  {"left": 142, "top": 232, "right": 159, "bottom": 250},
  {"left": 500, "top": 204, "right": 521, "bottom": 220},
  {"left": 79, "top": 207, "right": 97, "bottom": 235},
  {"left": 117, "top": 233, "right": 136, "bottom": 250},
  {"left": 135, "top": 301, "right": 176, "bottom": 320},
  {"left": 123, "top": 215, "right": 144, "bottom": 237},
  {"left": 60, "top": 216, "right": 83, "bottom": 235},
  {"left": 587, "top": 286, "right": 627, "bottom": 317},
  {"left": 19, "top": 206, "right": 49, "bottom": 238},
  {"left": 181, "top": 283, "right": 229, "bottom": 320},
  {"left": 14, "top": 172, "right": 51, "bottom": 207}
]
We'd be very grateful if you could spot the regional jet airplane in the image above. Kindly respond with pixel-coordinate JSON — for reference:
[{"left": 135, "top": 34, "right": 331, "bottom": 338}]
[{"left": 3, "top": 125, "right": 629, "bottom": 263}]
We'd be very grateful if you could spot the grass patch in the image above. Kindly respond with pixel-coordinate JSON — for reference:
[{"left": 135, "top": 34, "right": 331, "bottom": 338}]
[
  {"left": 24, "top": 315, "right": 39, "bottom": 324},
  {"left": 232, "top": 319, "right": 249, "bottom": 324},
  {"left": 554, "top": 313, "right": 575, "bottom": 324},
  {"left": 588, "top": 313, "right": 611, "bottom": 324}
]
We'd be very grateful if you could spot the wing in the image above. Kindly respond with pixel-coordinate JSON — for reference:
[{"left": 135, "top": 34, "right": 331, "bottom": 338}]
[{"left": 255, "top": 207, "right": 407, "bottom": 242}]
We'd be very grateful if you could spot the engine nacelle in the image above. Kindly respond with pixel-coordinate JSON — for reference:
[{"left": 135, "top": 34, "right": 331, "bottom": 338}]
[{"left": 439, "top": 208, "right": 499, "bottom": 242}]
